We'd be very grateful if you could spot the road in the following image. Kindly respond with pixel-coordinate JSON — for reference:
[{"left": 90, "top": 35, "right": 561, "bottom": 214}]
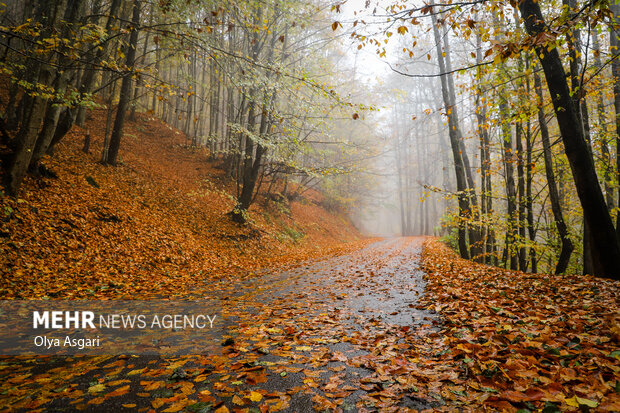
[{"left": 3, "top": 237, "right": 443, "bottom": 412}]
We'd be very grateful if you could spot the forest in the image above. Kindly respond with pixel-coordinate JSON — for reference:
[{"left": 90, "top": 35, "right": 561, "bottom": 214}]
[{"left": 0, "top": 0, "right": 619, "bottom": 411}]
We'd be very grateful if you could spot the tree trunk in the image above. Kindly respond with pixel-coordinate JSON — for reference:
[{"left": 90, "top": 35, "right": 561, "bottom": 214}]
[
  {"left": 475, "top": 23, "right": 494, "bottom": 264},
  {"left": 75, "top": 0, "right": 122, "bottom": 126},
  {"left": 525, "top": 120, "right": 537, "bottom": 273},
  {"left": 561, "top": 0, "right": 598, "bottom": 276},
  {"left": 516, "top": 123, "right": 527, "bottom": 271},
  {"left": 129, "top": 4, "right": 151, "bottom": 122},
  {"left": 431, "top": 3, "right": 470, "bottom": 259},
  {"left": 592, "top": 33, "right": 614, "bottom": 209},
  {"left": 5, "top": 71, "right": 50, "bottom": 194},
  {"left": 442, "top": 21, "right": 481, "bottom": 258},
  {"left": 610, "top": 2, "right": 620, "bottom": 237},
  {"left": 232, "top": 98, "right": 260, "bottom": 223},
  {"left": 29, "top": 0, "right": 85, "bottom": 169},
  {"left": 4, "top": 0, "right": 67, "bottom": 194},
  {"left": 499, "top": 97, "right": 518, "bottom": 270},
  {"left": 104, "top": 0, "right": 141, "bottom": 165},
  {"left": 29, "top": 84, "right": 68, "bottom": 170},
  {"left": 534, "top": 72, "right": 574, "bottom": 274}
]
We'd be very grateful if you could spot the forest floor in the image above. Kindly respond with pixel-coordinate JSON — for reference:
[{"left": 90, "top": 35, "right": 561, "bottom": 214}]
[
  {"left": 0, "top": 109, "right": 619, "bottom": 412},
  {"left": 0, "top": 108, "right": 368, "bottom": 300}
]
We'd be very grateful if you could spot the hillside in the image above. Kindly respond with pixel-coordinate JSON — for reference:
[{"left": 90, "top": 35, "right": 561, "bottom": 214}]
[{"left": 0, "top": 108, "right": 368, "bottom": 300}]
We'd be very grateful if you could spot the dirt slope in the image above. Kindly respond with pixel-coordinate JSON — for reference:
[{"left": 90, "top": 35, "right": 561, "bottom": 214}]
[{"left": 0, "top": 108, "right": 368, "bottom": 299}]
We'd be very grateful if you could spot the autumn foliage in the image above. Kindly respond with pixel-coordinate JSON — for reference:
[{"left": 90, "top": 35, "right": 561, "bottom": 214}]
[
  {"left": 420, "top": 238, "right": 620, "bottom": 411},
  {"left": 0, "top": 107, "right": 366, "bottom": 300}
]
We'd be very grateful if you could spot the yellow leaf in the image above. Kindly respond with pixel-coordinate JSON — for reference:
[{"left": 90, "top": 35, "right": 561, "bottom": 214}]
[
  {"left": 249, "top": 391, "right": 263, "bottom": 402},
  {"left": 269, "top": 400, "right": 285, "bottom": 411},
  {"left": 214, "top": 406, "right": 229, "bottom": 413},
  {"left": 108, "top": 379, "right": 131, "bottom": 386},
  {"left": 87, "top": 384, "right": 105, "bottom": 393},
  {"left": 576, "top": 397, "right": 598, "bottom": 408},
  {"left": 127, "top": 368, "right": 145, "bottom": 376},
  {"left": 122, "top": 404, "right": 136, "bottom": 408},
  {"left": 565, "top": 396, "right": 579, "bottom": 407}
]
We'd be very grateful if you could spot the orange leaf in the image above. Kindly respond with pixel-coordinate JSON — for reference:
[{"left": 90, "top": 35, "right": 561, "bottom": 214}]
[{"left": 106, "top": 385, "right": 130, "bottom": 398}]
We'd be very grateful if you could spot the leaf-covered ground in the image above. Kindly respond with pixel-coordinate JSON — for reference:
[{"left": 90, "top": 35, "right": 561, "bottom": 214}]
[
  {"left": 418, "top": 238, "right": 620, "bottom": 412},
  {"left": 0, "top": 108, "right": 367, "bottom": 300}
]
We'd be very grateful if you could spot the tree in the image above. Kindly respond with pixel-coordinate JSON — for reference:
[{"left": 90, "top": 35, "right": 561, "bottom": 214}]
[
  {"left": 518, "top": 0, "right": 620, "bottom": 279},
  {"left": 3, "top": 0, "right": 71, "bottom": 194},
  {"left": 103, "top": 0, "right": 141, "bottom": 165},
  {"left": 611, "top": 1, "right": 620, "bottom": 237},
  {"left": 534, "top": 71, "right": 573, "bottom": 274},
  {"left": 430, "top": 2, "right": 481, "bottom": 260}
]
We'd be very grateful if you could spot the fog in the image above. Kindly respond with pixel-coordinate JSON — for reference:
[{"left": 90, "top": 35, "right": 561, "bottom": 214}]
[{"left": 330, "top": 0, "right": 469, "bottom": 237}]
